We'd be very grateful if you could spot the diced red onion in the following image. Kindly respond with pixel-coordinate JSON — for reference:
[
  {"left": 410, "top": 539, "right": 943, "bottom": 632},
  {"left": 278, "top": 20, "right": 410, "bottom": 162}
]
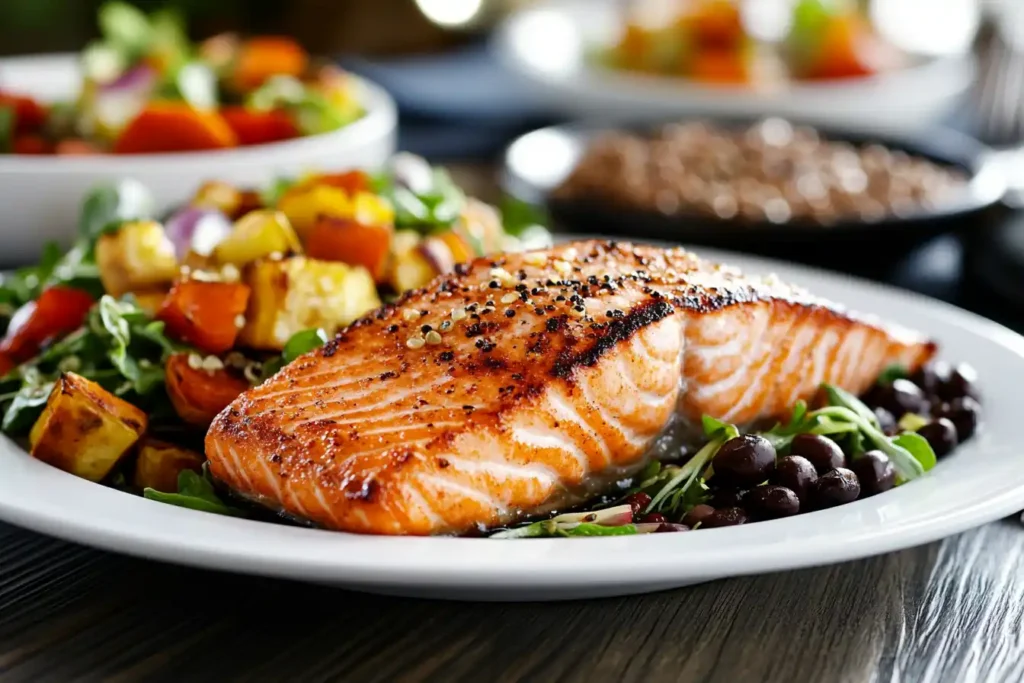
[{"left": 164, "top": 207, "right": 232, "bottom": 259}]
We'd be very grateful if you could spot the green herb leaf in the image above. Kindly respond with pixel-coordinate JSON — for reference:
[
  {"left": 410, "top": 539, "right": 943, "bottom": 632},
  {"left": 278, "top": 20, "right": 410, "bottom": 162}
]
[
  {"left": 260, "top": 176, "right": 296, "bottom": 208},
  {"left": 701, "top": 415, "right": 738, "bottom": 440},
  {"left": 897, "top": 412, "right": 929, "bottom": 432},
  {"left": 144, "top": 469, "right": 247, "bottom": 517},
  {"left": 877, "top": 364, "right": 908, "bottom": 386},
  {"left": 282, "top": 328, "right": 329, "bottom": 363},
  {"left": 892, "top": 432, "right": 937, "bottom": 472},
  {"left": 823, "top": 384, "right": 880, "bottom": 430},
  {"left": 1, "top": 382, "right": 53, "bottom": 434},
  {"left": 78, "top": 180, "right": 154, "bottom": 244},
  {"left": 556, "top": 523, "right": 638, "bottom": 537},
  {"left": 98, "top": 1, "right": 152, "bottom": 56}
]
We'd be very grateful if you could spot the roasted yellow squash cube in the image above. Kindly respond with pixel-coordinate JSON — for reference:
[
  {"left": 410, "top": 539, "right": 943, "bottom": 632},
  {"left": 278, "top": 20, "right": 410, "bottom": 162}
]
[
  {"left": 95, "top": 220, "right": 179, "bottom": 298},
  {"left": 277, "top": 185, "right": 351, "bottom": 239},
  {"left": 239, "top": 256, "right": 381, "bottom": 350},
  {"left": 213, "top": 209, "right": 303, "bottom": 266},
  {"left": 133, "top": 438, "right": 205, "bottom": 493},
  {"left": 29, "top": 372, "right": 148, "bottom": 482}
]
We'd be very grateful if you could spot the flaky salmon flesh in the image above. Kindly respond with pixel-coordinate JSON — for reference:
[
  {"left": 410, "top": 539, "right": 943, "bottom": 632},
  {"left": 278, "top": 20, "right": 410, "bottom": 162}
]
[{"left": 206, "top": 241, "right": 935, "bottom": 535}]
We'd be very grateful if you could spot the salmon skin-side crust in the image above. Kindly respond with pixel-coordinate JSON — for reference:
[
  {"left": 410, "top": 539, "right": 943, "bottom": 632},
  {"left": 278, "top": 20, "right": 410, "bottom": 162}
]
[{"left": 206, "top": 241, "right": 935, "bottom": 535}]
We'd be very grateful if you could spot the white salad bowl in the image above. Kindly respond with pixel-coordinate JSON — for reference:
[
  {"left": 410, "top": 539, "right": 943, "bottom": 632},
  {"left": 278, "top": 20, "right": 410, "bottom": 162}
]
[
  {"left": 493, "top": 0, "right": 974, "bottom": 133},
  {"left": 0, "top": 53, "right": 397, "bottom": 266},
  {"left": 0, "top": 245, "right": 1020, "bottom": 602}
]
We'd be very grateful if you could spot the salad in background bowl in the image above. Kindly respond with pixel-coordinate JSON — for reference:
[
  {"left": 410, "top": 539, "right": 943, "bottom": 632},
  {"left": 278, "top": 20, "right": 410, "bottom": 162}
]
[{"left": 0, "top": 2, "right": 396, "bottom": 265}]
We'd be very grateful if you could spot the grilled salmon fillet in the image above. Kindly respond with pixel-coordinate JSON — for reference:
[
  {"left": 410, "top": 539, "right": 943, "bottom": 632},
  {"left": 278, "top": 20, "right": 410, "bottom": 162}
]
[{"left": 206, "top": 241, "right": 935, "bottom": 535}]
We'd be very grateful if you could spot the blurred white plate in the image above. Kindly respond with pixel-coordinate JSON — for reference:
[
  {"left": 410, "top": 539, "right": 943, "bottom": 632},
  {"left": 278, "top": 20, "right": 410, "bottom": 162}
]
[
  {"left": 0, "top": 54, "right": 397, "bottom": 266},
  {"left": 0, "top": 245, "right": 1020, "bottom": 601},
  {"left": 493, "top": 0, "right": 974, "bottom": 132}
]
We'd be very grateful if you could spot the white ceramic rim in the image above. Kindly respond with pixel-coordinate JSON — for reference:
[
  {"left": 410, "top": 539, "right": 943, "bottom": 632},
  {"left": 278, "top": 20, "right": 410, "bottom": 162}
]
[
  {"left": 0, "top": 53, "right": 398, "bottom": 172},
  {"left": 0, "top": 246, "right": 1021, "bottom": 593}
]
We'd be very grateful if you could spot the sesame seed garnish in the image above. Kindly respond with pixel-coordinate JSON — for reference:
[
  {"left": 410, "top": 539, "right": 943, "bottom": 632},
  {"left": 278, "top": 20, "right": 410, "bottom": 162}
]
[
  {"left": 425, "top": 331, "right": 443, "bottom": 345},
  {"left": 420, "top": 324, "right": 432, "bottom": 334},
  {"left": 505, "top": 309, "right": 515, "bottom": 318},
  {"left": 406, "top": 336, "right": 425, "bottom": 349},
  {"left": 403, "top": 308, "right": 421, "bottom": 322},
  {"left": 451, "top": 307, "right": 467, "bottom": 321},
  {"left": 524, "top": 253, "right": 546, "bottom": 266},
  {"left": 439, "top": 320, "right": 453, "bottom": 332},
  {"left": 488, "top": 280, "right": 500, "bottom": 289},
  {"left": 553, "top": 260, "right": 571, "bottom": 275},
  {"left": 500, "top": 293, "right": 518, "bottom": 304},
  {"left": 234, "top": 314, "right": 246, "bottom": 329}
]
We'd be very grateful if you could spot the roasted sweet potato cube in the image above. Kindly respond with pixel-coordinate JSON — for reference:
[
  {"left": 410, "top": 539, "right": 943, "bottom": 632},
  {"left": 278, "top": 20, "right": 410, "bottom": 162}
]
[
  {"left": 29, "top": 372, "right": 147, "bottom": 482},
  {"left": 95, "top": 220, "right": 179, "bottom": 298},
  {"left": 165, "top": 354, "right": 251, "bottom": 427},
  {"left": 133, "top": 438, "right": 205, "bottom": 492},
  {"left": 157, "top": 280, "right": 251, "bottom": 354},
  {"left": 305, "top": 217, "right": 392, "bottom": 282}
]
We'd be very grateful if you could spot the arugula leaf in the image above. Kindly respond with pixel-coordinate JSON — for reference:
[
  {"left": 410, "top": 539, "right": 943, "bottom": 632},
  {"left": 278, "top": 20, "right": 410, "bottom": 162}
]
[
  {"left": 877, "top": 364, "right": 908, "bottom": 386},
  {"left": 374, "top": 164, "right": 467, "bottom": 232},
  {"left": 1, "top": 382, "right": 53, "bottom": 434},
  {"left": 702, "top": 414, "right": 739, "bottom": 440},
  {"left": 144, "top": 469, "right": 247, "bottom": 517},
  {"left": 282, "top": 328, "right": 329, "bottom": 363},
  {"left": 491, "top": 519, "right": 638, "bottom": 539},
  {"left": 823, "top": 384, "right": 880, "bottom": 430},
  {"left": 556, "top": 523, "right": 638, "bottom": 537},
  {"left": 78, "top": 179, "right": 154, "bottom": 243},
  {"left": 892, "top": 432, "right": 937, "bottom": 472},
  {"left": 98, "top": 1, "right": 152, "bottom": 57}
]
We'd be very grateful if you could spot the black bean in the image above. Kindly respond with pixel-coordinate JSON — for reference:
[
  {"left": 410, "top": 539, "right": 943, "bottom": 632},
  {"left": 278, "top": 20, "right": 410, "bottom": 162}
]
[
  {"left": 936, "top": 396, "right": 980, "bottom": 441},
  {"left": 911, "top": 360, "right": 950, "bottom": 395},
  {"left": 701, "top": 507, "right": 748, "bottom": 528},
  {"left": 708, "top": 487, "right": 746, "bottom": 509},
  {"left": 812, "top": 468, "right": 861, "bottom": 508},
  {"left": 682, "top": 504, "right": 716, "bottom": 528},
  {"left": 877, "top": 378, "right": 928, "bottom": 418},
  {"left": 712, "top": 435, "right": 776, "bottom": 487},
  {"left": 789, "top": 433, "right": 845, "bottom": 474},
  {"left": 770, "top": 455, "right": 818, "bottom": 502},
  {"left": 745, "top": 485, "right": 800, "bottom": 520},
  {"left": 873, "top": 406, "right": 898, "bottom": 435},
  {"left": 938, "top": 363, "right": 978, "bottom": 402},
  {"left": 916, "top": 417, "right": 958, "bottom": 457},
  {"left": 849, "top": 450, "right": 895, "bottom": 496}
]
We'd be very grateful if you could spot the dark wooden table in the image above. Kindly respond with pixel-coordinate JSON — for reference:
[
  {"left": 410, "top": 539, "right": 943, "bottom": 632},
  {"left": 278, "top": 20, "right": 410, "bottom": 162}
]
[
  {"left": 3, "top": 164, "right": 1024, "bottom": 683},
  {"left": 2, "top": 516, "right": 1024, "bottom": 682}
]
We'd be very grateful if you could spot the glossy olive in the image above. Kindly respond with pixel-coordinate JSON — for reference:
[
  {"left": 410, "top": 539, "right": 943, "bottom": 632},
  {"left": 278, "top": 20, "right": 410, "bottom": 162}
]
[
  {"left": 917, "top": 418, "right": 958, "bottom": 457},
  {"left": 700, "top": 506, "right": 749, "bottom": 528},
  {"left": 682, "top": 504, "right": 716, "bottom": 528},
  {"left": 849, "top": 450, "right": 896, "bottom": 496},
  {"left": 745, "top": 485, "right": 800, "bottom": 520},
  {"left": 812, "top": 467, "right": 861, "bottom": 509},
  {"left": 712, "top": 435, "right": 777, "bottom": 487},
  {"left": 789, "top": 433, "right": 845, "bottom": 474},
  {"left": 640, "top": 512, "right": 668, "bottom": 524},
  {"left": 624, "top": 492, "right": 652, "bottom": 518},
  {"left": 937, "top": 396, "right": 980, "bottom": 441},
  {"left": 770, "top": 455, "right": 818, "bottom": 502},
  {"left": 654, "top": 523, "right": 689, "bottom": 533}
]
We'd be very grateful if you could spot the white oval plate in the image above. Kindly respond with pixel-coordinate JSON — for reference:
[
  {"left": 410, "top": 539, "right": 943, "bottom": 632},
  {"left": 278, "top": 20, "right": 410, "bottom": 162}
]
[
  {"left": 493, "top": 0, "right": 974, "bottom": 133},
  {"left": 0, "top": 246, "right": 1021, "bottom": 602},
  {"left": 0, "top": 54, "right": 397, "bottom": 265}
]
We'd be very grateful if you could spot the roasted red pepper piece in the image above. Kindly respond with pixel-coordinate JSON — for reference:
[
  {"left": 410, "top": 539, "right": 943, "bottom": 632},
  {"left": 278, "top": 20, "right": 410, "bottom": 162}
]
[
  {"left": 0, "top": 92, "right": 47, "bottom": 133},
  {"left": 221, "top": 107, "right": 299, "bottom": 146},
  {"left": 157, "top": 280, "right": 251, "bottom": 354},
  {"left": 114, "top": 103, "right": 238, "bottom": 154},
  {"left": 0, "top": 287, "right": 94, "bottom": 363}
]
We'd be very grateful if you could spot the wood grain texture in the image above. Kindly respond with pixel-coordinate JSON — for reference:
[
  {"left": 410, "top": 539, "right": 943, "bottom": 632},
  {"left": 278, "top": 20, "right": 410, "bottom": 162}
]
[{"left": 1, "top": 519, "right": 1023, "bottom": 682}]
